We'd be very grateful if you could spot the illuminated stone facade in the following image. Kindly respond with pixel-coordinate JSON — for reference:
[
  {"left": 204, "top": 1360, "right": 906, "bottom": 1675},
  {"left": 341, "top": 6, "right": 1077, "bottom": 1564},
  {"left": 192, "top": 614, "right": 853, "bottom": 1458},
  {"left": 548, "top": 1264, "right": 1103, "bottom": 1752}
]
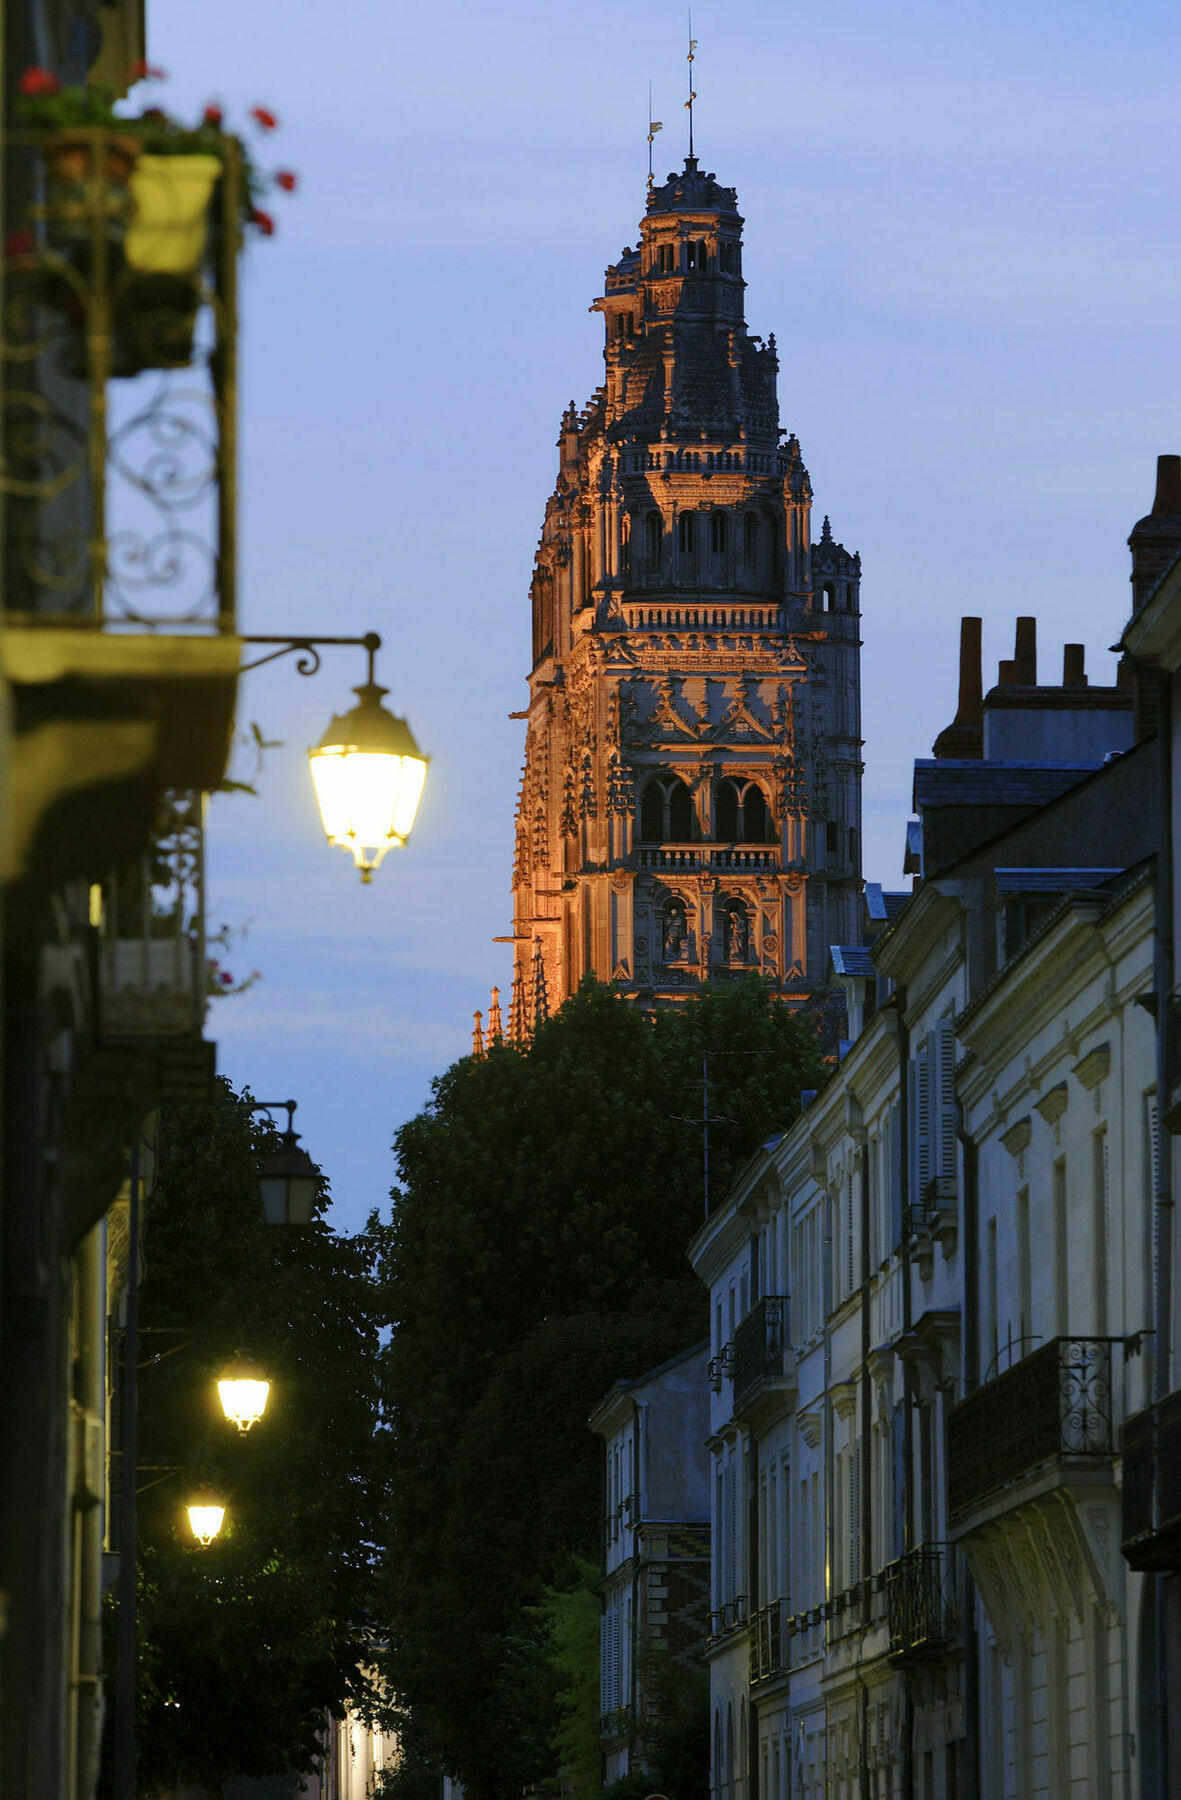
[{"left": 509, "top": 157, "right": 862, "bottom": 1026}]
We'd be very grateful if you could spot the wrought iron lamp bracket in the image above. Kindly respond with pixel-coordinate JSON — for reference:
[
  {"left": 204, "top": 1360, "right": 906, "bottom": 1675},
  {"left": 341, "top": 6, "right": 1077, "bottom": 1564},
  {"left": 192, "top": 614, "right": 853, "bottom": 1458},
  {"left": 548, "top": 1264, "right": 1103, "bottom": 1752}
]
[{"left": 239, "top": 632, "right": 381, "bottom": 682}]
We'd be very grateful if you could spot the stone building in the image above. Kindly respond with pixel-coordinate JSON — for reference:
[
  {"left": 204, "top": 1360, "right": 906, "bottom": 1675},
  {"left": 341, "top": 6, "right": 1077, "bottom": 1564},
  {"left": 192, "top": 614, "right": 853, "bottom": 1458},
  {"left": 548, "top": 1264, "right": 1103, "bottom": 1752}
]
[{"left": 508, "top": 155, "right": 862, "bottom": 1030}]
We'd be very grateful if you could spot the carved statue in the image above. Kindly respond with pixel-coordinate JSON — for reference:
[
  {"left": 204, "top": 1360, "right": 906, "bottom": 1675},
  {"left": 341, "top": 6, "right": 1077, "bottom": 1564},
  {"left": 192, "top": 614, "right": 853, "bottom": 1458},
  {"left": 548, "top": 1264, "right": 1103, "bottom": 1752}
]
[
  {"left": 663, "top": 901, "right": 687, "bottom": 961},
  {"left": 727, "top": 905, "right": 749, "bottom": 964}
]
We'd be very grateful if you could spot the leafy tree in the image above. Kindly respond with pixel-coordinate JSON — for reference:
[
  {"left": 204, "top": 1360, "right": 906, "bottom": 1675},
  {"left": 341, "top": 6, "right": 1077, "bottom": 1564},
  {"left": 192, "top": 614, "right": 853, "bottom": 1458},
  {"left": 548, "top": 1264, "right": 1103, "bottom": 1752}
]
[
  {"left": 102, "top": 1083, "right": 391, "bottom": 1797},
  {"left": 378, "top": 977, "right": 826, "bottom": 1799}
]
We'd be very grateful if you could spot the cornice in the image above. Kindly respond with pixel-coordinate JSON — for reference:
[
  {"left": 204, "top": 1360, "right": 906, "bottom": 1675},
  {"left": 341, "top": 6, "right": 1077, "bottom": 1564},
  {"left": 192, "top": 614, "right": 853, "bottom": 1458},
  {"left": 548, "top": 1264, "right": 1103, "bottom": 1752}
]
[{"left": 874, "top": 883, "right": 961, "bottom": 986}]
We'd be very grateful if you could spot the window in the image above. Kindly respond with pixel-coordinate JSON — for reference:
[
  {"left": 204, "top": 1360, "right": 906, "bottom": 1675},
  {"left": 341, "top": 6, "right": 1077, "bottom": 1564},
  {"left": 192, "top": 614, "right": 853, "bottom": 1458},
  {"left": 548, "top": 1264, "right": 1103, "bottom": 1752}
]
[
  {"left": 686, "top": 238, "right": 709, "bottom": 270},
  {"left": 711, "top": 510, "right": 728, "bottom": 555},
  {"left": 716, "top": 779, "right": 770, "bottom": 843},
  {"left": 744, "top": 513, "right": 759, "bottom": 570},
  {"left": 678, "top": 511, "right": 697, "bottom": 558},
  {"left": 639, "top": 773, "right": 694, "bottom": 842},
  {"left": 825, "top": 820, "right": 838, "bottom": 857},
  {"left": 645, "top": 510, "right": 663, "bottom": 570}
]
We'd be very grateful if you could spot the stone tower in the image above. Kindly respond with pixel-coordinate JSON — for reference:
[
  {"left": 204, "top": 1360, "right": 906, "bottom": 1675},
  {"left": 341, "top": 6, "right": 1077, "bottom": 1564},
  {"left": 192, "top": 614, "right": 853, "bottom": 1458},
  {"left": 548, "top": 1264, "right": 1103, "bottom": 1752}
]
[{"left": 508, "top": 156, "right": 862, "bottom": 1027}]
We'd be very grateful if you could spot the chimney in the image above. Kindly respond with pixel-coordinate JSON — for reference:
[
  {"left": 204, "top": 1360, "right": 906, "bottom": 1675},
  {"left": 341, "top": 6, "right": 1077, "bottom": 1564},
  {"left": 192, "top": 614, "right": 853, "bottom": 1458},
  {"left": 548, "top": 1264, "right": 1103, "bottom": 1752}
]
[
  {"left": 1014, "top": 616, "right": 1037, "bottom": 686},
  {"left": 932, "top": 616, "right": 984, "bottom": 759},
  {"left": 1129, "top": 453, "right": 1181, "bottom": 609},
  {"left": 1062, "top": 644, "right": 1087, "bottom": 687},
  {"left": 997, "top": 659, "right": 1018, "bottom": 688}
]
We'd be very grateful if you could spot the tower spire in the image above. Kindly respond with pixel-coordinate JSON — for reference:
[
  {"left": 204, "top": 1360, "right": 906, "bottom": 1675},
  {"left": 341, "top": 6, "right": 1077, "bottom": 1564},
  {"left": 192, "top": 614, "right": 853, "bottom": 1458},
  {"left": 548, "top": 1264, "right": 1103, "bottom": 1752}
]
[{"left": 685, "top": 18, "right": 698, "bottom": 161}]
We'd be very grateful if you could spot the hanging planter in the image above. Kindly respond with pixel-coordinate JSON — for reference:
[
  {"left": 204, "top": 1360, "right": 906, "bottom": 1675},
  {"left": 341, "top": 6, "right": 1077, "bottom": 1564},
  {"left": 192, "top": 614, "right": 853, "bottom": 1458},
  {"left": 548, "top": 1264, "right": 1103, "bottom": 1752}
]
[{"left": 15, "top": 64, "right": 296, "bottom": 376}]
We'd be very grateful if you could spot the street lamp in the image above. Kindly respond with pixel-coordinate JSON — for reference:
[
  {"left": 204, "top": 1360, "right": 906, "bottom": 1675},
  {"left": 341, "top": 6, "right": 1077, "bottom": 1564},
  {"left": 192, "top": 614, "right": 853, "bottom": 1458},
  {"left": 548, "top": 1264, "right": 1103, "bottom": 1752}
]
[
  {"left": 186, "top": 1485, "right": 226, "bottom": 1546},
  {"left": 216, "top": 1349, "right": 271, "bottom": 1434},
  {"left": 241, "top": 631, "right": 429, "bottom": 883},
  {"left": 250, "top": 1098, "right": 321, "bottom": 1227}
]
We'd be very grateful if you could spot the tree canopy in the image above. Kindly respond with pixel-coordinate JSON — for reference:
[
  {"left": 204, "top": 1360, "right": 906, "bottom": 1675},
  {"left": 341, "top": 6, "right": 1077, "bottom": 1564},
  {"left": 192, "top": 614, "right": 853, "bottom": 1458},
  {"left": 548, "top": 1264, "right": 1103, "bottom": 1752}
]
[
  {"left": 376, "top": 978, "right": 827, "bottom": 1800},
  {"left": 107, "top": 1083, "right": 390, "bottom": 1796}
]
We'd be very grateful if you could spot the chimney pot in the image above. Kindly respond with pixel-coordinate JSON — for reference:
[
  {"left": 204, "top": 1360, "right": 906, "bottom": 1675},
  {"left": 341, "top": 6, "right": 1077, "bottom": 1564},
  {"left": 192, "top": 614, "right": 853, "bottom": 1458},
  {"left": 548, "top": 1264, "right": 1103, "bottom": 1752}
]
[
  {"left": 1062, "top": 643, "right": 1087, "bottom": 687},
  {"left": 1014, "top": 616, "right": 1037, "bottom": 686},
  {"left": 1153, "top": 453, "right": 1181, "bottom": 515},
  {"left": 997, "top": 659, "right": 1018, "bottom": 689}
]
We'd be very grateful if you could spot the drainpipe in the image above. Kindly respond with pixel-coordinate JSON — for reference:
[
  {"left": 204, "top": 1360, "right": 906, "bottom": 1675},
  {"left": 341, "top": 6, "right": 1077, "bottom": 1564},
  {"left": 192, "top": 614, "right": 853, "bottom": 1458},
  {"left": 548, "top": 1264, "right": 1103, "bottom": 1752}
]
[
  {"left": 1153, "top": 667, "right": 1174, "bottom": 1799},
  {"left": 956, "top": 1107, "right": 980, "bottom": 1800},
  {"left": 629, "top": 1396, "right": 641, "bottom": 1773},
  {"left": 821, "top": 1166, "right": 835, "bottom": 1762},
  {"left": 747, "top": 1434, "right": 759, "bottom": 1800},
  {"left": 894, "top": 988, "right": 916, "bottom": 1800},
  {"left": 859, "top": 1136, "right": 873, "bottom": 1800}
]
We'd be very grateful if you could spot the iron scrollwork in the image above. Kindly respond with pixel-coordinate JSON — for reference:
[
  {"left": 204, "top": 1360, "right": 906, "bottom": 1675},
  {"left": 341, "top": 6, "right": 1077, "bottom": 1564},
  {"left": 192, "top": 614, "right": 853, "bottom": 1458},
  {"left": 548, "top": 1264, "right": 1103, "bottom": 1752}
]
[{"left": 1, "top": 129, "right": 239, "bottom": 630}]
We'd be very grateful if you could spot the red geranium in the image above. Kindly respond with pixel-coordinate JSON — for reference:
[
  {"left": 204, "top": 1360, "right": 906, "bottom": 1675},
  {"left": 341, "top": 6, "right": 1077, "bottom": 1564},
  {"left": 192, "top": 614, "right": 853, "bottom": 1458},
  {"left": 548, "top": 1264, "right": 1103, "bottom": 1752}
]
[
  {"left": 19, "top": 67, "right": 61, "bottom": 97},
  {"left": 275, "top": 169, "right": 297, "bottom": 193},
  {"left": 249, "top": 105, "right": 279, "bottom": 131},
  {"left": 202, "top": 102, "right": 224, "bottom": 127},
  {"left": 128, "top": 59, "right": 167, "bottom": 81},
  {"left": 249, "top": 208, "right": 275, "bottom": 236}
]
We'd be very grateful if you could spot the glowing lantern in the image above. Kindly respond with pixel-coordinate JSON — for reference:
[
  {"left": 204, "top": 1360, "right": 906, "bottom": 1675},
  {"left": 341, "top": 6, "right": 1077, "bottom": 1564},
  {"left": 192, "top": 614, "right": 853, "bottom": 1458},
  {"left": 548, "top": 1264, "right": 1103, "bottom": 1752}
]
[
  {"left": 187, "top": 1486, "right": 226, "bottom": 1545},
  {"left": 216, "top": 1350, "right": 270, "bottom": 1434},
  {"left": 308, "top": 672, "right": 428, "bottom": 883}
]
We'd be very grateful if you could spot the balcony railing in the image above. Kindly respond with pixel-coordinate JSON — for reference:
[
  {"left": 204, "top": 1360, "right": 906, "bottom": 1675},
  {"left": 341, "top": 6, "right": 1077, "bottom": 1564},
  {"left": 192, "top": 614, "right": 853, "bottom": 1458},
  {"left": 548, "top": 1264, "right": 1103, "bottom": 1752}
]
[
  {"left": 707, "top": 1342, "right": 732, "bottom": 1392},
  {"left": 1121, "top": 1387, "right": 1181, "bottom": 1571},
  {"left": 633, "top": 845, "right": 780, "bottom": 872},
  {"left": 1, "top": 128, "right": 239, "bottom": 629},
  {"left": 732, "top": 1296, "right": 790, "bottom": 1410},
  {"left": 884, "top": 1545, "right": 954, "bottom": 1665},
  {"left": 750, "top": 1599, "right": 789, "bottom": 1683},
  {"left": 621, "top": 603, "right": 786, "bottom": 632},
  {"left": 947, "top": 1337, "right": 1117, "bottom": 1520},
  {"left": 708, "top": 1594, "right": 748, "bottom": 1639}
]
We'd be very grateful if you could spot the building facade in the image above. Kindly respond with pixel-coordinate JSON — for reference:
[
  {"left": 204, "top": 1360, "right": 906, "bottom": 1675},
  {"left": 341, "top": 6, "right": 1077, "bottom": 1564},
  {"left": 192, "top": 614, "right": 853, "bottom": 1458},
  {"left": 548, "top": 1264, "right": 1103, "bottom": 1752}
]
[
  {"left": 688, "top": 474, "right": 1170, "bottom": 1800},
  {"left": 589, "top": 1341, "right": 712, "bottom": 1787},
  {"left": 509, "top": 156, "right": 862, "bottom": 1030}
]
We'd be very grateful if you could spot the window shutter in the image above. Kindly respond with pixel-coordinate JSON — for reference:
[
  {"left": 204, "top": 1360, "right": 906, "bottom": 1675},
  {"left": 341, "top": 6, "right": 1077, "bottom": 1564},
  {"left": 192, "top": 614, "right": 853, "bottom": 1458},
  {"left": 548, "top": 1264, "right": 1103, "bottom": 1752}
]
[
  {"left": 931, "top": 1020, "right": 958, "bottom": 1194},
  {"left": 908, "top": 1048, "right": 931, "bottom": 1207},
  {"left": 890, "top": 1104, "right": 904, "bottom": 1251},
  {"left": 850, "top": 1440, "right": 862, "bottom": 1583}
]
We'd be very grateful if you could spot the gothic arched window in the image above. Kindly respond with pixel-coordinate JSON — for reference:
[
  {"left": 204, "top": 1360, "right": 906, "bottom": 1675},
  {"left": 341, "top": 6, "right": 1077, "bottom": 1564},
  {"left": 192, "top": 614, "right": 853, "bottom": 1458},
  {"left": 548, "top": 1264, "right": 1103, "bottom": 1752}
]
[
  {"left": 715, "top": 779, "right": 772, "bottom": 844},
  {"left": 645, "top": 511, "right": 663, "bottom": 571},
  {"left": 744, "top": 512, "right": 759, "bottom": 573},
  {"left": 639, "top": 774, "right": 694, "bottom": 843}
]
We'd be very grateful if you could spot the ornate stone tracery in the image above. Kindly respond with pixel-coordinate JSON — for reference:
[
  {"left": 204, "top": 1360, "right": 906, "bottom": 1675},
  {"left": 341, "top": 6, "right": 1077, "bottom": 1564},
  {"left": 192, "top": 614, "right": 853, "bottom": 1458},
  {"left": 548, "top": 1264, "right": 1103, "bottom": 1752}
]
[{"left": 505, "top": 156, "right": 863, "bottom": 1025}]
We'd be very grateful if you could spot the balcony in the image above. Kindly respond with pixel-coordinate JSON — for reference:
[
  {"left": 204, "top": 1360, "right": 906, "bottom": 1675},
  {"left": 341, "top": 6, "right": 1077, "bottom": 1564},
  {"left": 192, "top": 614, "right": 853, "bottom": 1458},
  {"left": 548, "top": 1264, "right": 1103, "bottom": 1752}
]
[
  {"left": 2, "top": 129, "right": 241, "bottom": 885},
  {"left": 620, "top": 602, "right": 787, "bottom": 633},
  {"left": 708, "top": 1342, "right": 732, "bottom": 1393},
  {"left": 884, "top": 1545, "right": 954, "bottom": 1666},
  {"left": 1121, "top": 1387, "right": 1181, "bottom": 1571},
  {"left": 708, "top": 1594, "right": 748, "bottom": 1640},
  {"left": 732, "top": 1296, "right": 792, "bottom": 1413},
  {"left": 633, "top": 844, "right": 780, "bottom": 872},
  {"left": 749, "top": 1599, "right": 788, "bottom": 1684},
  {"left": 947, "top": 1338, "right": 1117, "bottom": 1523}
]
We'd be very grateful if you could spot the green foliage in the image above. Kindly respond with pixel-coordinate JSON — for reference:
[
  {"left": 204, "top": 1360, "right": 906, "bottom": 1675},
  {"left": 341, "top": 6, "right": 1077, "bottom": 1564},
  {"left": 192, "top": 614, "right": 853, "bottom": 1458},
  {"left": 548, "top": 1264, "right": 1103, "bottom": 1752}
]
[
  {"left": 537, "top": 1558, "right": 602, "bottom": 1800},
  {"left": 377, "top": 977, "right": 826, "bottom": 1800},
  {"left": 637, "top": 1644, "right": 710, "bottom": 1800},
  {"left": 103, "top": 1082, "right": 391, "bottom": 1796}
]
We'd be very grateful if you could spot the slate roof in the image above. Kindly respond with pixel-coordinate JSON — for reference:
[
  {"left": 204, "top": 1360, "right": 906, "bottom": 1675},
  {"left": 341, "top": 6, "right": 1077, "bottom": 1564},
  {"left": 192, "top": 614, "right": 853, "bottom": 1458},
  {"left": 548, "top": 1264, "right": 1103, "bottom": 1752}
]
[
  {"left": 993, "top": 868, "right": 1124, "bottom": 895},
  {"left": 913, "top": 760, "right": 1103, "bottom": 811},
  {"left": 830, "top": 945, "right": 876, "bottom": 978}
]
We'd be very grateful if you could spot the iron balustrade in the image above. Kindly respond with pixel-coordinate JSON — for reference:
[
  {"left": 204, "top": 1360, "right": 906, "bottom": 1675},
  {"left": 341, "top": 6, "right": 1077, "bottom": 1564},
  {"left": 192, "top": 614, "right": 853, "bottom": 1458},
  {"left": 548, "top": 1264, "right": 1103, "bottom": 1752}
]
[
  {"left": 709, "top": 1594, "right": 749, "bottom": 1639},
  {"left": 883, "top": 1545, "right": 954, "bottom": 1664},
  {"left": 621, "top": 603, "right": 787, "bottom": 631},
  {"left": 1121, "top": 1387, "right": 1181, "bottom": 1570},
  {"left": 947, "top": 1337, "right": 1117, "bottom": 1519},
  {"left": 732, "top": 1296, "right": 789, "bottom": 1409},
  {"left": 1, "top": 128, "right": 239, "bottom": 629}
]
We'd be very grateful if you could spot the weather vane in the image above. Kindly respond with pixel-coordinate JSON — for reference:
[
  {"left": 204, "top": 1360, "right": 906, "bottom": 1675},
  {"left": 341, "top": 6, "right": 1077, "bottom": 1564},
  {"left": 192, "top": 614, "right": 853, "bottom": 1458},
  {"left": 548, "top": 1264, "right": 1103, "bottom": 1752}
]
[
  {"left": 647, "top": 80, "right": 663, "bottom": 196},
  {"left": 686, "top": 15, "right": 698, "bottom": 159}
]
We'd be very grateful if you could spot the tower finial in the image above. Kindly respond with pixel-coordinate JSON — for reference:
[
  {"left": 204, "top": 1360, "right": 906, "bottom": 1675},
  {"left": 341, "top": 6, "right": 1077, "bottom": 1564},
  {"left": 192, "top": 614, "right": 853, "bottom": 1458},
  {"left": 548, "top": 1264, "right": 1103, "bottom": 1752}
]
[
  {"left": 647, "top": 82, "right": 663, "bottom": 198},
  {"left": 685, "top": 16, "right": 698, "bottom": 161}
]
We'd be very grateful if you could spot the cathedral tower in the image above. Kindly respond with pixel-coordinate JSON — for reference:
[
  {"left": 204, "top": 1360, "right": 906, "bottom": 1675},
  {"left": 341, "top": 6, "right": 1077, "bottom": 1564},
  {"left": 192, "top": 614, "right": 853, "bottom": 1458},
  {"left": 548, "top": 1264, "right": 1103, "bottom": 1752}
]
[{"left": 509, "top": 156, "right": 862, "bottom": 1022}]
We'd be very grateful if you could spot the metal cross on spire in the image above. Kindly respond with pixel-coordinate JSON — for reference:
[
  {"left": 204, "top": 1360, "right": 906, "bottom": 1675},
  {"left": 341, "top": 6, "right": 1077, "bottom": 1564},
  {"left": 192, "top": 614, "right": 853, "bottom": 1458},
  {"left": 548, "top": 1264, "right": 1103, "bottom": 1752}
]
[
  {"left": 647, "top": 80, "right": 663, "bottom": 197},
  {"left": 686, "top": 16, "right": 698, "bottom": 159}
]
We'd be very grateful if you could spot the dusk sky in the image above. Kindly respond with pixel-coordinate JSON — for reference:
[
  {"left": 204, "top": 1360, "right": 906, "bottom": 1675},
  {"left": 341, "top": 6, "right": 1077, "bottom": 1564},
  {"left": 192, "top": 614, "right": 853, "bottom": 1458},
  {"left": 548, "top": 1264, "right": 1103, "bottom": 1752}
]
[{"left": 149, "top": 0, "right": 1181, "bottom": 1233}]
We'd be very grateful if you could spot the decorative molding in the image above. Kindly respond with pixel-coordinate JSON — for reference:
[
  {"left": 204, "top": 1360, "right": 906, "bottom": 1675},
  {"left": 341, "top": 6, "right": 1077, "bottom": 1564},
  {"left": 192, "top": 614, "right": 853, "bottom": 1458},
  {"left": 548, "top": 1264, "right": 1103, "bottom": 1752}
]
[
  {"left": 798, "top": 1408, "right": 823, "bottom": 1449},
  {"left": 1073, "top": 1043, "right": 1111, "bottom": 1091},
  {"left": 1000, "top": 1117, "right": 1032, "bottom": 1157}
]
